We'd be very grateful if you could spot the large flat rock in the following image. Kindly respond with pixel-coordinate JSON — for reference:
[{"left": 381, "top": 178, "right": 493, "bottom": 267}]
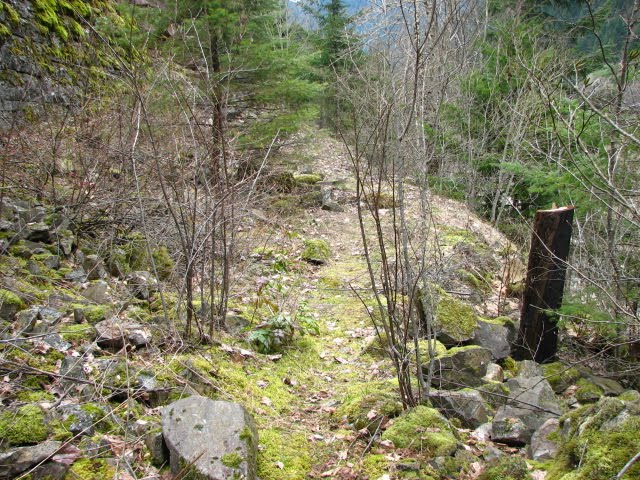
[{"left": 162, "top": 396, "right": 257, "bottom": 480}]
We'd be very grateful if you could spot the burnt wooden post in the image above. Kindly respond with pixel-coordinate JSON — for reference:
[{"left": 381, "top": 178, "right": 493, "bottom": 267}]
[{"left": 514, "top": 206, "right": 574, "bottom": 363}]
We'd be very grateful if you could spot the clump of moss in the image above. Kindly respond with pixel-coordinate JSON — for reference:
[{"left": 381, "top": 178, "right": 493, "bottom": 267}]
[
  {"left": 335, "top": 380, "right": 403, "bottom": 432},
  {"left": 418, "top": 338, "right": 448, "bottom": 363},
  {"left": 0, "top": 288, "right": 25, "bottom": 309},
  {"left": 257, "top": 429, "right": 311, "bottom": 480},
  {"left": 152, "top": 245, "right": 174, "bottom": 280},
  {"left": 479, "top": 456, "right": 529, "bottom": 480},
  {"left": 61, "top": 323, "right": 96, "bottom": 343},
  {"left": 575, "top": 378, "right": 604, "bottom": 403},
  {"left": 294, "top": 173, "right": 323, "bottom": 185},
  {"left": 301, "top": 239, "right": 330, "bottom": 264},
  {"left": 434, "top": 294, "right": 478, "bottom": 343},
  {"left": 17, "top": 390, "right": 55, "bottom": 403},
  {"left": 548, "top": 397, "right": 640, "bottom": 480},
  {"left": 66, "top": 458, "right": 116, "bottom": 480},
  {"left": 81, "top": 304, "right": 111, "bottom": 324},
  {"left": 381, "top": 406, "right": 458, "bottom": 456},
  {"left": 361, "top": 454, "right": 390, "bottom": 479},
  {"left": 542, "top": 362, "right": 582, "bottom": 394},
  {"left": 221, "top": 452, "right": 244, "bottom": 468},
  {"left": 0, "top": 404, "right": 49, "bottom": 446}
]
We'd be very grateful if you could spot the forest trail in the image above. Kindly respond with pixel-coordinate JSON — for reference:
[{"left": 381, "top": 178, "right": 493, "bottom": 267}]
[{"left": 244, "top": 131, "right": 521, "bottom": 479}]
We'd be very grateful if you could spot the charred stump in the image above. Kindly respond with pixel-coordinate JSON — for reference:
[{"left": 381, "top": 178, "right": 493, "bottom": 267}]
[{"left": 513, "top": 206, "right": 574, "bottom": 363}]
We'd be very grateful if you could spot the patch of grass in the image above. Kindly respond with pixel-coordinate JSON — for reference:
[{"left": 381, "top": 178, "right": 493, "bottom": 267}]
[{"left": 257, "top": 429, "right": 311, "bottom": 480}]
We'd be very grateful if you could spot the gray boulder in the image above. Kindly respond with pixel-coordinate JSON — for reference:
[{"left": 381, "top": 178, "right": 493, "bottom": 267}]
[
  {"left": 427, "top": 346, "right": 492, "bottom": 389},
  {"left": 427, "top": 389, "right": 488, "bottom": 428},
  {"left": 126, "top": 271, "right": 158, "bottom": 300},
  {"left": 0, "top": 441, "right": 61, "bottom": 479},
  {"left": 82, "top": 254, "right": 107, "bottom": 281},
  {"left": 95, "top": 318, "right": 151, "bottom": 351},
  {"left": 491, "top": 374, "right": 562, "bottom": 445},
  {"left": 529, "top": 418, "right": 559, "bottom": 460},
  {"left": 471, "top": 317, "right": 516, "bottom": 360},
  {"left": 82, "top": 280, "right": 110, "bottom": 304},
  {"left": 162, "top": 396, "right": 258, "bottom": 480}
]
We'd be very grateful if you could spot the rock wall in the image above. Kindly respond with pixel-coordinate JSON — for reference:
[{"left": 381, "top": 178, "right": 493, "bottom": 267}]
[{"left": 0, "top": 0, "right": 119, "bottom": 128}]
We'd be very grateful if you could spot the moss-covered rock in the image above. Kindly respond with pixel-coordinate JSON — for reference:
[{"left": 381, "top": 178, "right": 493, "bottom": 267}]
[
  {"left": 548, "top": 396, "right": 640, "bottom": 480},
  {"left": 381, "top": 406, "right": 458, "bottom": 456},
  {"left": 64, "top": 458, "right": 116, "bottom": 480},
  {"left": 301, "top": 239, "right": 330, "bottom": 265},
  {"left": 542, "top": 362, "right": 582, "bottom": 394},
  {"left": 294, "top": 173, "right": 323, "bottom": 185},
  {"left": 428, "top": 345, "right": 493, "bottom": 389},
  {"left": 152, "top": 245, "right": 174, "bottom": 280},
  {"left": 478, "top": 456, "right": 529, "bottom": 480},
  {"left": 434, "top": 294, "right": 478, "bottom": 345},
  {"left": 0, "top": 404, "right": 49, "bottom": 446},
  {"left": 60, "top": 323, "right": 96, "bottom": 343},
  {"left": 575, "top": 378, "right": 604, "bottom": 403},
  {"left": 335, "top": 380, "right": 403, "bottom": 432},
  {"left": 0, "top": 288, "right": 25, "bottom": 319}
]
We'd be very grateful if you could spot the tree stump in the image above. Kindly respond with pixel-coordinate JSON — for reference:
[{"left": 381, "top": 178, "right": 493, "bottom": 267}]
[{"left": 513, "top": 206, "right": 574, "bottom": 363}]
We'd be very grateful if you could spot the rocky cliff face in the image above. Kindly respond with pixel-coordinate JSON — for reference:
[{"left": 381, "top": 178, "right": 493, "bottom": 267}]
[{"left": 0, "top": 0, "right": 120, "bottom": 127}]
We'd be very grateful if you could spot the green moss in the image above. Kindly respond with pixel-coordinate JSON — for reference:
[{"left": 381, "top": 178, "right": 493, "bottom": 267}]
[
  {"left": 221, "top": 452, "right": 243, "bottom": 468},
  {"left": 82, "top": 304, "right": 111, "bottom": 324},
  {"left": 301, "top": 239, "right": 330, "bottom": 264},
  {"left": 479, "top": 456, "right": 529, "bottom": 480},
  {"left": 65, "top": 458, "right": 116, "bottom": 480},
  {"left": 0, "top": 405, "right": 48, "bottom": 446},
  {"left": 294, "top": 173, "right": 323, "bottom": 185},
  {"left": 17, "top": 390, "right": 55, "bottom": 403},
  {"left": 0, "top": 288, "right": 25, "bottom": 308},
  {"left": 481, "top": 316, "right": 514, "bottom": 327},
  {"left": 61, "top": 323, "right": 96, "bottom": 343},
  {"left": 418, "top": 339, "right": 448, "bottom": 363},
  {"left": 335, "top": 380, "right": 403, "bottom": 432},
  {"left": 619, "top": 390, "right": 640, "bottom": 402},
  {"left": 361, "top": 454, "right": 389, "bottom": 479},
  {"left": 381, "top": 406, "right": 458, "bottom": 455},
  {"left": 257, "top": 429, "right": 311, "bottom": 480},
  {"left": 502, "top": 356, "right": 519, "bottom": 377},
  {"left": 439, "top": 226, "right": 478, "bottom": 246},
  {"left": 575, "top": 378, "right": 604, "bottom": 403},
  {"left": 434, "top": 294, "right": 478, "bottom": 342},
  {"left": 1, "top": 1, "right": 19, "bottom": 26},
  {"left": 542, "top": 362, "right": 582, "bottom": 393},
  {"left": 478, "top": 382, "right": 510, "bottom": 409},
  {"left": 152, "top": 245, "right": 174, "bottom": 280}
]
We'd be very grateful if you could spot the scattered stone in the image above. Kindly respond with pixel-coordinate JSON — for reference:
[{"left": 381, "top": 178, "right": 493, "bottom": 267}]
[
  {"left": 42, "top": 254, "right": 61, "bottom": 270},
  {"left": 427, "top": 346, "right": 492, "bottom": 389},
  {"left": 518, "top": 360, "right": 543, "bottom": 378},
  {"left": 428, "top": 389, "right": 488, "bottom": 428},
  {"left": 471, "top": 422, "right": 493, "bottom": 442},
  {"left": 483, "top": 363, "right": 504, "bottom": 383},
  {"left": 529, "top": 418, "right": 560, "bottom": 461},
  {"left": 491, "top": 374, "right": 561, "bottom": 445},
  {"left": 472, "top": 317, "right": 515, "bottom": 360},
  {"left": 82, "top": 280, "right": 110, "bottom": 304},
  {"left": 482, "top": 445, "right": 505, "bottom": 462},
  {"left": 589, "top": 375, "right": 624, "bottom": 396},
  {"left": 0, "top": 440, "right": 61, "bottom": 479},
  {"left": 301, "top": 239, "right": 331, "bottom": 265},
  {"left": 225, "top": 314, "right": 250, "bottom": 335},
  {"left": 52, "top": 229, "right": 75, "bottom": 256},
  {"left": 27, "top": 259, "right": 42, "bottom": 275},
  {"left": 59, "top": 404, "right": 106, "bottom": 437},
  {"left": 24, "top": 222, "right": 50, "bottom": 243},
  {"left": 64, "top": 268, "right": 87, "bottom": 283},
  {"left": 14, "top": 308, "right": 40, "bottom": 334},
  {"left": 126, "top": 271, "right": 158, "bottom": 300},
  {"left": 162, "top": 396, "right": 258, "bottom": 480},
  {"left": 95, "top": 318, "right": 151, "bottom": 351},
  {"left": 433, "top": 294, "right": 478, "bottom": 346},
  {"left": 83, "top": 254, "right": 107, "bottom": 281},
  {"left": 145, "top": 430, "right": 169, "bottom": 466},
  {"left": 0, "top": 288, "right": 24, "bottom": 321}
]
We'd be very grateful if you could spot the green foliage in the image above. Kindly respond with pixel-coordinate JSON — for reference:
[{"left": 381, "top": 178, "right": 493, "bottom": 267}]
[{"left": 248, "top": 313, "right": 296, "bottom": 354}]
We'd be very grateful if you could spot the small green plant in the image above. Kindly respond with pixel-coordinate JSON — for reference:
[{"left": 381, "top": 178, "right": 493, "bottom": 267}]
[{"left": 248, "top": 313, "right": 295, "bottom": 354}]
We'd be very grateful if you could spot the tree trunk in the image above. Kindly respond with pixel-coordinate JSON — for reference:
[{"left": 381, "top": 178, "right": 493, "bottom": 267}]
[{"left": 513, "top": 206, "right": 574, "bottom": 363}]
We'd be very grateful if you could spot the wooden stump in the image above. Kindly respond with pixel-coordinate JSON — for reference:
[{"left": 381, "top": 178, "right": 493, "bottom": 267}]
[{"left": 513, "top": 206, "right": 574, "bottom": 363}]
